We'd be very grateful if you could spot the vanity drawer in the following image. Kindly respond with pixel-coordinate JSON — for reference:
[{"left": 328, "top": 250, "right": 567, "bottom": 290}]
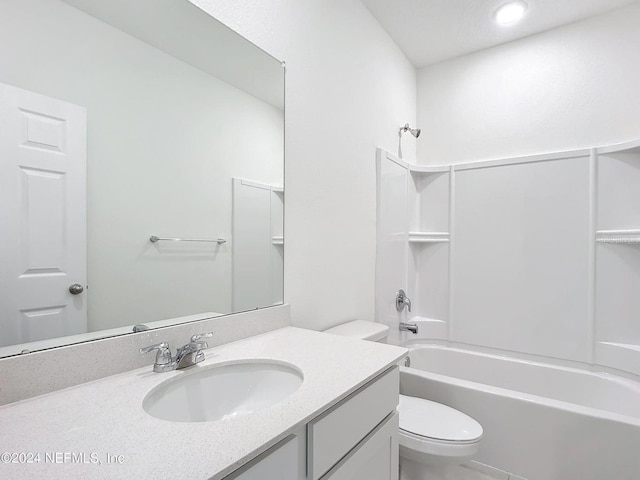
[{"left": 307, "top": 366, "right": 399, "bottom": 480}]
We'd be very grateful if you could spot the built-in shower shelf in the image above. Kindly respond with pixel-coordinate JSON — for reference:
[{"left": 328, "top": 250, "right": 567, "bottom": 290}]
[
  {"left": 409, "top": 164, "right": 450, "bottom": 174},
  {"left": 600, "top": 342, "right": 640, "bottom": 353},
  {"left": 595, "top": 230, "right": 640, "bottom": 245},
  {"left": 410, "top": 316, "right": 446, "bottom": 324},
  {"left": 409, "top": 232, "right": 450, "bottom": 244},
  {"left": 407, "top": 316, "right": 448, "bottom": 340},
  {"left": 596, "top": 342, "right": 640, "bottom": 376},
  {"left": 272, "top": 236, "right": 284, "bottom": 245}
]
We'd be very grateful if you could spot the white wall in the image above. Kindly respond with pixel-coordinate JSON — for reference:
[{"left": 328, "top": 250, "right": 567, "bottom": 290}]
[
  {"left": 0, "top": 0, "right": 283, "bottom": 331},
  {"left": 192, "top": 0, "right": 417, "bottom": 330},
  {"left": 417, "top": 3, "right": 640, "bottom": 165}
]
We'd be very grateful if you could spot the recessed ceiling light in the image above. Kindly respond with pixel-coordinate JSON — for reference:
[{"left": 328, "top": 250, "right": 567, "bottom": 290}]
[{"left": 494, "top": 1, "right": 527, "bottom": 25}]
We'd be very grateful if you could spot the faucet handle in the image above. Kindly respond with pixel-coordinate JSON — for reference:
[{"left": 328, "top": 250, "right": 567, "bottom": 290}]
[
  {"left": 140, "top": 342, "right": 172, "bottom": 366},
  {"left": 190, "top": 332, "right": 213, "bottom": 343},
  {"left": 189, "top": 341, "right": 208, "bottom": 351},
  {"left": 396, "top": 289, "right": 412, "bottom": 312}
]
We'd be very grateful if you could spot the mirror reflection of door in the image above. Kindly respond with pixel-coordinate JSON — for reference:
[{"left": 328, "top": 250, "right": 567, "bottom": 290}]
[{"left": 0, "top": 82, "right": 87, "bottom": 347}]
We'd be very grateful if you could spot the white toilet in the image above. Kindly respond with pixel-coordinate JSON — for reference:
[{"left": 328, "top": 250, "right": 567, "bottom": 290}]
[{"left": 324, "top": 320, "right": 483, "bottom": 480}]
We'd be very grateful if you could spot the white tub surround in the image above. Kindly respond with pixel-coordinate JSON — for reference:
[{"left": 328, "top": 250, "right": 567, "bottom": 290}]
[
  {"left": 401, "top": 345, "right": 640, "bottom": 480},
  {"left": 377, "top": 139, "right": 640, "bottom": 379},
  {"left": 0, "top": 327, "right": 407, "bottom": 480}
]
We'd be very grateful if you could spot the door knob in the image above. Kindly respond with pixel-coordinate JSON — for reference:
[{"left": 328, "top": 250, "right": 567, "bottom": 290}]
[{"left": 69, "top": 283, "right": 84, "bottom": 295}]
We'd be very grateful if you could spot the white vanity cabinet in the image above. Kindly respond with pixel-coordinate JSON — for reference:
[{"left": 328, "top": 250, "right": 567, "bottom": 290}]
[
  {"left": 308, "top": 366, "right": 399, "bottom": 480},
  {"left": 0, "top": 327, "right": 407, "bottom": 480},
  {"left": 320, "top": 412, "right": 398, "bottom": 480},
  {"left": 223, "top": 366, "right": 400, "bottom": 480},
  {"left": 223, "top": 435, "right": 302, "bottom": 480}
]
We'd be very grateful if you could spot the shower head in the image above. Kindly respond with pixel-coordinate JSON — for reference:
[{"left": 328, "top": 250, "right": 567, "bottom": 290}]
[{"left": 400, "top": 123, "right": 421, "bottom": 138}]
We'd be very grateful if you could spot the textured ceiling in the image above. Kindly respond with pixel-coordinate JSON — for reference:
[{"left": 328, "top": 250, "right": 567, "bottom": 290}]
[{"left": 362, "top": 0, "right": 638, "bottom": 67}]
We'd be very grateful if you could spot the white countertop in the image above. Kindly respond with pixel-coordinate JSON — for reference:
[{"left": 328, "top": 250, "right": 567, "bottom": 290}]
[{"left": 0, "top": 327, "right": 407, "bottom": 480}]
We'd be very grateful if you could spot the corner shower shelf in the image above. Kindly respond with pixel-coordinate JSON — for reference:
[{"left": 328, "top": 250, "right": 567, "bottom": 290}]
[
  {"left": 595, "top": 230, "right": 640, "bottom": 245},
  {"left": 407, "top": 316, "right": 448, "bottom": 340},
  {"left": 409, "top": 164, "right": 450, "bottom": 174},
  {"left": 600, "top": 342, "right": 640, "bottom": 353},
  {"left": 409, "top": 232, "right": 450, "bottom": 244},
  {"left": 410, "top": 316, "right": 447, "bottom": 324},
  {"left": 596, "top": 342, "right": 640, "bottom": 377}
]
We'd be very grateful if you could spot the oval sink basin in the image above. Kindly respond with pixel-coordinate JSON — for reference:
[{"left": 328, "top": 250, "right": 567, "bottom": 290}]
[{"left": 143, "top": 362, "right": 303, "bottom": 423}]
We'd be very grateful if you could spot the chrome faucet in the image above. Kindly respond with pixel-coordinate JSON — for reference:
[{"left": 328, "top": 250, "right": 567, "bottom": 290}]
[
  {"left": 395, "top": 289, "right": 412, "bottom": 312},
  {"left": 140, "top": 332, "right": 213, "bottom": 373},
  {"left": 175, "top": 333, "right": 212, "bottom": 369},
  {"left": 399, "top": 322, "right": 419, "bottom": 334}
]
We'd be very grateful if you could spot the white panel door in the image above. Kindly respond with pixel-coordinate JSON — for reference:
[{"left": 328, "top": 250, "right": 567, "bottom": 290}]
[
  {"left": 0, "top": 82, "right": 87, "bottom": 348},
  {"left": 375, "top": 149, "right": 408, "bottom": 346}
]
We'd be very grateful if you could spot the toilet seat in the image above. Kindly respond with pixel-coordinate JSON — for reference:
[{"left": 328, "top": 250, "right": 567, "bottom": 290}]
[{"left": 398, "top": 394, "right": 482, "bottom": 459}]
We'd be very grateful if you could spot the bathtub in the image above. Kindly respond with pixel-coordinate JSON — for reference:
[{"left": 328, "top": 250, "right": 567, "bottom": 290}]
[{"left": 400, "top": 344, "right": 640, "bottom": 480}]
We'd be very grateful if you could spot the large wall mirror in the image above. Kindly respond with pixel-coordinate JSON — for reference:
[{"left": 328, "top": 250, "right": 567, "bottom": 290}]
[{"left": 0, "top": 0, "right": 285, "bottom": 357}]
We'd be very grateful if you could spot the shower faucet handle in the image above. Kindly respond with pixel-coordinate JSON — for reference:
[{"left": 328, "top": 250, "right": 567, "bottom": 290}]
[{"left": 396, "top": 289, "right": 412, "bottom": 312}]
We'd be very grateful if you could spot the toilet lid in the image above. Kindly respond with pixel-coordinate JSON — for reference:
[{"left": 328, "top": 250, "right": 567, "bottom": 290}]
[
  {"left": 324, "top": 320, "right": 389, "bottom": 341},
  {"left": 399, "top": 394, "right": 483, "bottom": 442}
]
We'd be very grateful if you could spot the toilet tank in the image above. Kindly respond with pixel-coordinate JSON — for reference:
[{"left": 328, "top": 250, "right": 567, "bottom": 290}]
[{"left": 324, "top": 320, "right": 389, "bottom": 343}]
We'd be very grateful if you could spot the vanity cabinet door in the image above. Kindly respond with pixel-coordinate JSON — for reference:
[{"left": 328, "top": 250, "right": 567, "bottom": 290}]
[
  {"left": 223, "top": 435, "right": 298, "bottom": 480},
  {"left": 320, "top": 412, "right": 399, "bottom": 480},
  {"left": 308, "top": 367, "right": 399, "bottom": 480}
]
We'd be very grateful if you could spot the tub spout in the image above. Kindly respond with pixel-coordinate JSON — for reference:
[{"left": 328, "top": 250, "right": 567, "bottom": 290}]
[{"left": 400, "top": 322, "right": 418, "bottom": 334}]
